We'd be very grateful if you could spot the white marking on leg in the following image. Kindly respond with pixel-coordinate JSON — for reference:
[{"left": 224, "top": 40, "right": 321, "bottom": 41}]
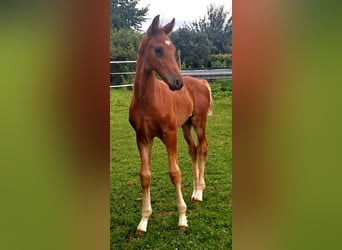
[
  {"left": 172, "top": 163, "right": 188, "bottom": 228},
  {"left": 176, "top": 186, "right": 188, "bottom": 228},
  {"left": 191, "top": 161, "right": 199, "bottom": 201},
  {"left": 178, "top": 212, "right": 188, "bottom": 228},
  {"left": 137, "top": 144, "right": 152, "bottom": 233},
  {"left": 198, "top": 162, "right": 206, "bottom": 191},
  {"left": 194, "top": 158, "right": 206, "bottom": 202},
  {"left": 137, "top": 188, "right": 152, "bottom": 233},
  {"left": 137, "top": 217, "right": 149, "bottom": 233},
  {"left": 193, "top": 190, "right": 203, "bottom": 202}
]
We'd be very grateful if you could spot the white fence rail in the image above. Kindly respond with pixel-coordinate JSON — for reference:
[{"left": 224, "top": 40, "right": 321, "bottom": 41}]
[
  {"left": 110, "top": 60, "right": 136, "bottom": 64},
  {"left": 110, "top": 61, "right": 232, "bottom": 88}
]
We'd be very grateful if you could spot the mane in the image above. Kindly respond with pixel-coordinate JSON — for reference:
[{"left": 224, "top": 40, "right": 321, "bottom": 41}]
[{"left": 137, "top": 34, "right": 148, "bottom": 57}]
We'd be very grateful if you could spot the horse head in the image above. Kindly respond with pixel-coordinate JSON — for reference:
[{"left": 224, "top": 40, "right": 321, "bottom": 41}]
[{"left": 139, "top": 15, "right": 183, "bottom": 91}]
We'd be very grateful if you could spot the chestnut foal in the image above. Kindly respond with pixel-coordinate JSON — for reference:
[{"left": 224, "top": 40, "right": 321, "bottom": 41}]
[{"left": 129, "top": 15, "right": 213, "bottom": 235}]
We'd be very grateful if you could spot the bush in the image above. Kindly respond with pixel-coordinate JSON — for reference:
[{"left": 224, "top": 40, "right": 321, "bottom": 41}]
[
  {"left": 209, "top": 53, "right": 232, "bottom": 69},
  {"left": 110, "top": 28, "right": 142, "bottom": 85}
]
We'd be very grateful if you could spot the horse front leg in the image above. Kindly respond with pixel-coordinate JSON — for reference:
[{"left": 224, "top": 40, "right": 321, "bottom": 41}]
[
  {"left": 136, "top": 138, "right": 153, "bottom": 236},
  {"left": 162, "top": 130, "right": 188, "bottom": 231}
]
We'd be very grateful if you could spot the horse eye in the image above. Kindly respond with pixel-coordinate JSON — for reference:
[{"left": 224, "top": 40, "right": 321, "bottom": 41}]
[{"left": 154, "top": 47, "right": 163, "bottom": 57}]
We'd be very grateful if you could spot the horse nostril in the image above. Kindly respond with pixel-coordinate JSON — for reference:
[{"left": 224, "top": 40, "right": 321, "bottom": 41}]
[
  {"left": 175, "top": 79, "right": 182, "bottom": 89},
  {"left": 168, "top": 77, "right": 183, "bottom": 91}
]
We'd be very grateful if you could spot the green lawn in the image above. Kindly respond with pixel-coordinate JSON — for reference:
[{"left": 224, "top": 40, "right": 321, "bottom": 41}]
[{"left": 110, "top": 80, "right": 232, "bottom": 249}]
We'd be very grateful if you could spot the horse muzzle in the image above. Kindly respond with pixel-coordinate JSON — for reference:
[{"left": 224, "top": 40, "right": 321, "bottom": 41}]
[{"left": 167, "top": 75, "right": 183, "bottom": 91}]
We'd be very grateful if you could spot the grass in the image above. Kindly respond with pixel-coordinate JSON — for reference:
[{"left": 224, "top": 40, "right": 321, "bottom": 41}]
[{"left": 110, "top": 80, "right": 232, "bottom": 249}]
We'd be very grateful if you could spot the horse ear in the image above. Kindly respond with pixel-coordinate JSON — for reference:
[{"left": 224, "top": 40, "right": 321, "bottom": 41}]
[
  {"left": 163, "top": 18, "right": 175, "bottom": 35},
  {"left": 147, "top": 15, "right": 160, "bottom": 36}
]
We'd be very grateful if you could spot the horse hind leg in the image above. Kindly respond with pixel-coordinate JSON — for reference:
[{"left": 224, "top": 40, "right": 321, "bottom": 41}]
[
  {"left": 192, "top": 116, "right": 209, "bottom": 203},
  {"left": 136, "top": 139, "right": 153, "bottom": 236},
  {"left": 182, "top": 121, "right": 201, "bottom": 204}
]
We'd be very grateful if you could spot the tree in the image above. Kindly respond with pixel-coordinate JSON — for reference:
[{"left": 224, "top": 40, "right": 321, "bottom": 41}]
[
  {"left": 110, "top": 28, "right": 142, "bottom": 85},
  {"left": 110, "top": 0, "right": 148, "bottom": 85},
  {"left": 225, "top": 16, "right": 232, "bottom": 54},
  {"left": 192, "top": 4, "right": 232, "bottom": 54},
  {"left": 170, "top": 4, "right": 232, "bottom": 69},
  {"left": 110, "top": 0, "right": 148, "bottom": 31},
  {"left": 171, "top": 27, "right": 213, "bottom": 69}
]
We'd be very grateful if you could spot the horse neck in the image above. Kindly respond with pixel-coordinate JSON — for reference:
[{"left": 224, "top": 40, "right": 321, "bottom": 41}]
[{"left": 133, "top": 59, "right": 159, "bottom": 103}]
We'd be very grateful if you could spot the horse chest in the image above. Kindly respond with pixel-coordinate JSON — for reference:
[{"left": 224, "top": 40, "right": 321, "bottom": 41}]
[{"left": 129, "top": 103, "right": 175, "bottom": 137}]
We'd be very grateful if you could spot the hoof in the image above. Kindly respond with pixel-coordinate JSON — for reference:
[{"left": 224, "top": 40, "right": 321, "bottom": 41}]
[
  {"left": 178, "top": 225, "right": 188, "bottom": 232},
  {"left": 191, "top": 198, "right": 202, "bottom": 204},
  {"left": 136, "top": 230, "right": 145, "bottom": 237}
]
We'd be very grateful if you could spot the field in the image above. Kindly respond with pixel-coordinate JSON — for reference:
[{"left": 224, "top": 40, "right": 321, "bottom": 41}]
[{"left": 110, "top": 80, "right": 232, "bottom": 249}]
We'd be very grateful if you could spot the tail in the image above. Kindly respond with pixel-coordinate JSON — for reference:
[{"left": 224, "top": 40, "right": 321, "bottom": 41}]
[{"left": 205, "top": 80, "right": 213, "bottom": 116}]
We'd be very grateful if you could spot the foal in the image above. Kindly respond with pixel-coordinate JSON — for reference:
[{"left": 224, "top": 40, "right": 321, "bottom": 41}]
[{"left": 129, "top": 15, "right": 213, "bottom": 235}]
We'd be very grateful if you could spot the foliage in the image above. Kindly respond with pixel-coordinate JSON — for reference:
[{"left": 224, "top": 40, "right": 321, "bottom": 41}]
[
  {"left": 171, "top": 4, "right": 232, "bottom": 69},
  {"left": 192, "top": 4, "right": 232, "bottom": 54},
  {"left": 109, "top": 2, "right": 232, "bottom": 76},
  {"left": 110, "top": 0, "right": 148, "bottom": 31},
  {"left": 210, "top": 53, "right": 232, "bottom": 69},
  {"left": 209, "top": 79, "right": 232, "bottom": 97},
  {"left": 110, "top": 28, "right": 142, "bottom": 85},
  {"left": 110, "top": 80, "right": 232, "bottom": 249},
  {"left": 170, "top": 27, "right": 213, "bottom": 69}
]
